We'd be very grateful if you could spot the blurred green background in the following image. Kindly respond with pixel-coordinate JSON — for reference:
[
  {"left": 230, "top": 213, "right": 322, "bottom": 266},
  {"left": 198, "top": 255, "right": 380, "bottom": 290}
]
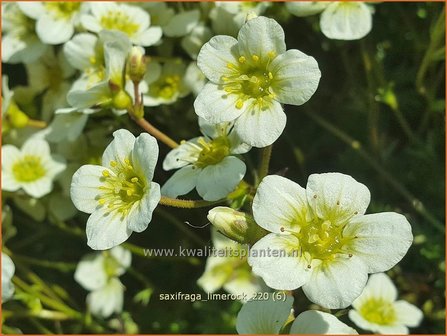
[{"left": 2, "top": 2, "right": 445, "bottom": 334}]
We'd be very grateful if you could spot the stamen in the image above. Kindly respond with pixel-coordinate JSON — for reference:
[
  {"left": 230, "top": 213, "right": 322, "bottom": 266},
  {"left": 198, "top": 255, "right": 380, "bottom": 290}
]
[
  {"left": 110, "top": 160, "right": 117, "bottom": 167},
  {"left": 102, "top": 170, "right": 110, "bottom": 177},
  {"left": 252, "top": 55, "right": 260, "bottom": 62},
  {"left": 236, "top": 100, "right": 244, "bottom": 109},
  {"left": 238, "top": 56, "right": 246, "bottom": 63}
]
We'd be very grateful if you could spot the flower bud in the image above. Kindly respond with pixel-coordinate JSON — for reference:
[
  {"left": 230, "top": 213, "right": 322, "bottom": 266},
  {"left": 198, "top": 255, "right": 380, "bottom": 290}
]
[
  {"left": 207, "top": 207, "right": 268, "bottom": 245},
  {"left": 7, "top": 101, "right": 29, "bottom": 128},
  {"left": 128, "top": 46, "right": 147, "bottom": 83}
]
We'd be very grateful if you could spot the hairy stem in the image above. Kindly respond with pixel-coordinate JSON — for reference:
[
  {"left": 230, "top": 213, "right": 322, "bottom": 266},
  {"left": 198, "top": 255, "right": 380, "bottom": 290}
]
[
  {"left": 159, "top": 196, "right": 224, "bottom": 209},
  {"left": 257, "top": 145, "right": 273, "bottom": 185}
]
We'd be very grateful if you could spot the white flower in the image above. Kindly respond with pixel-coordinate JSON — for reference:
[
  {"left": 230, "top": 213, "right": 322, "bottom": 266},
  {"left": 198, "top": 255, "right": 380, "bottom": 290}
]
[
  {"left": 248, "top": 173, "right": 413, "bottom": 309},
  {"left": 143, "top": 60, "right": 190, "bottom": 106},
  {"left": 74, "top": 246, "right": 131, "bottom": 318},
  {"left": 181, "top": 24, "right": 213, "bottom": 60},
  {"left": 286, "top": 2, "right": 373, "bottom": 40},
  {"left": 18, "top": 2, "right": 86, "bottom": 45},
  {"left": 195, "top": 16, "right": 321, "bottom": 147},
  {"left": 2, "top": 253, "right": 15, "bottom": 302},
  {"left": 236, "top": 293, "right": 357, "bottom": 334},
  {"left": 1, "top": 3, "right": 47, "bottom": 64},
  {"left": 349, "top": 273, "right": 423, "bottom": 334},
  {"left": 163, "top": 9, "right": 200, "bottom": 38},
  {"left": 2, "top": 139, "right": 66, "bottom": 198},
  {"left": 81, "top": 2, "right": 162, "bottom": 47},
  {"left": 70, "top": 129, "right": 161, "bottom": 250},
  {"left": 183, "top": 62, "right": 206, "bottom": 96},
  {"left": 162, "top": 118, "right": 250, "bottom": 201},
  {"left": 197, "top": 229, "right": 262, "bottom": 301}
]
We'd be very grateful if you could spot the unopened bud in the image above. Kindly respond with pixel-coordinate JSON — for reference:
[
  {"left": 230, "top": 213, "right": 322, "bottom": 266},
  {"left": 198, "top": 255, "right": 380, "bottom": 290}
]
[
  {"left": 128, "top": 46, "right": 147, "bottom": 83},
  {"left": 7, "top": 101, "right": 29, "bottom": 128},
  {"left": 112, "top": 90, "right": 132, "bottom": 110},
  {"left": 207, "top": 207, "right": 268, "bottom": 245}
]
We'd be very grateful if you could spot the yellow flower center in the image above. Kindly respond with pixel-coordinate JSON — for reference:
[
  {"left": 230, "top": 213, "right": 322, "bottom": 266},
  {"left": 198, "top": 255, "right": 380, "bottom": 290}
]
[
  {"left": 359, "top": 297, "right": 397, "bottom": 325},
  {"left": 97, "top": 158, "right": 147, "bottom": 219},
  {"left": 12, "top": 155, "right": 46, "bottom": 182},
  {"left": 100, "top": 11, "right": 140, "bottom": 37},
  {"left": 151, "top": 75, "right": 181, "bottom": 100},
  {"left": 195, "top": 136, "right": 231, "bottom": 168},
  {"left": 45, "top": 2, "right": 81, "bottom": 20},
  {"left": 222, "top": 51, "right": 277, "bottom": 110}
]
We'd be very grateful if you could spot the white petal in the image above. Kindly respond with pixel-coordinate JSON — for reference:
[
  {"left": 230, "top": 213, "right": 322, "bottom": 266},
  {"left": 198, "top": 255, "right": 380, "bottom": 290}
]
[
  {"left": 87, "top": 278, "right": 124, "bottom": 318},
  {"left": 236, "top": 294, "right": 293, "bottom": 334},
  {"left": 2, "top": 145, "right": 21, "bottom": 168},
  {"left": 237, "top": 16, "right": 286, "bottom": 59},
  {"left": 22, "top": 138, "right": 51, "bottom": 157},
  {"left": 234, "top": 99, "right": 286, "bottom": 148},
  {"left": 162, "top": 138, "right": 201, "bottom": 170},
  {"left": 137, "top": 26, "right": 162, "bottom": 46},
  {"left": 104, "top": 42, "right": 128, "bottom": 85},
  {"left": 132, "top": 132, "right": 159, "bottom": 181},
  {"left": 80, "top": 14, "right": 101, "bottom": 33},
  {"left": 197, "top": 35, "right": 239, "bottom": 83},
  {"left": 253, "top": 175, "right": 308, "bottom": 234},
  {"left": 102, "top": 129, "right": 136, "bottom": 168},
  {"left": 22, "top": 178, "right": 53, "bottom": 198},
  {"left": 17, "top": 2, "right": 45, "bottom": 19},
  {"left": 2, "top": 253, "right": 15, "bottom": 302},
  {"left": 302, "top": 256, "right": 368, "bottom": 309},
  {"left": 352, "top": 273, "right": 397, "bottom": 310},
  {"left": 74, "top": 253, "right": 107, "bottom": 291},
  {"left": 110, "top": 246, "right": 132, "bottom": 275},
  {"left": 70, "top": 164, "right": 107, "bottom": 213},
  {"left": 320, "top": 2, "right": 372, "bottom": 40},
  {"left": 86, "top": 208, "right": 133, "bottom": 250},
  {"left": 36, "top": 16, "right": 74, "bottom": 45},
  {"left": 63, "top": 33, "right": 97, "bottom": 70},
  {"left": 394, "top": 300, "right": 423, "bottom": 328},
  {"left": 344, "top": 213, "right": 413, "bottom": 273},
  {"left": 248, "top": 233, "right": 310, "bottom": 290},
  {"left": 196, "top": 156, "right": 246, "bottom": 201},
  {"left": 269, "top": 49, "right": 321, "bottom": 105},
  {"left": 67, "top": 81, "right": 111, "bottom": 109},
  {"left": 291, "top": 310, "right": 358, "bottom": 334},
  {"left": 197, "top": 254, "right": 230, "bottom": 294},
  {"left": 223, "top": 275, "right": 262, "bottom": 303},
  {"left": 194, "top": 82, "right": 247, "bottom": 123},
  {"left": 228, "top": 129, "right": 251, "bottom": 155},
  {"left": 126, "top": 182, "right": 160, "bottom": 233},
  {"left": 348, "top": 310, "right": 379, "bottom": 333},
  {"left": 306, "top": 173, "right": 371, "bottom": 225},
  {"left": 286, "top": 2, "right": 328, "bottom": 17},
  {"left": 164, "top": 10, "right": 200, "bottom": 37},
  {"left": 161, "top": 165, "right": 200, "bottom": 199}
]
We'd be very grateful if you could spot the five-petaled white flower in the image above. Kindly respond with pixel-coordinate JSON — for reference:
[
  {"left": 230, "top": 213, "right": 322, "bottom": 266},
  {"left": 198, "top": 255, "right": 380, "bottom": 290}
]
[
  {"left": 349, "top": 273, "right": 423, "bottom": 334},
  {"left": 286, "top": 2, "right": 373, "bottom": 40},
  {"left": 18, "top": 2, "right": 86, "bottom": 45},
  {"left": 236, "top": 293, "right": 358, "bottom": 334},
  {"left": 162, "top": 118, "right": 250, "bottom": 201},
  {"left": 2, "top": 253, "right": 15, "bottom": 302},
  {"left": 70, "top": 129, "right": 161, "bottom": 250},
  {"left": 248, "top": 173, "right": 413, "bottom": 309},
  {"left": 194, "top": 16, "right": 321, "bottom": 147},
  {"left": 74, "top": 246, "right": 131, "bottom": 318},
  {"left": 2, "top": 139, "right": 66, "bottom": 198},
  {"left": 80, "top": 2, "right": 162, "bottom": 47}
]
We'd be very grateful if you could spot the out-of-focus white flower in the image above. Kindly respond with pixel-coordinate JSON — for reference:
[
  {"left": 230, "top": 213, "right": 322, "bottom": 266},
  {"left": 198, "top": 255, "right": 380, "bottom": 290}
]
[
  {"left": 286, "top": 2, "right": 373, "bottom": 40},
  {"left": 248, "top": 173, "right": 413, "bottom": 309},
  {"left": 2, "top": 253, "right": 15, "bottom": 302},
  {"left": 181, "top": 24, "right": 213, "bottom": 60},
  {"left": 183, "top": 62, "right": 207, "bottom": 96},
  {"left": 81, "top": 2, "right": 162, "bottom": 47},
  {"left": 195, "top": 16, "right": 321, "bottom": 147},
  {"left": 162, "top": 118, "right": 250, "bottom": 201},
  {"left": 75, "top": 246, "right": 131, "bottom": 318},
  {"left": 70, "top": 129, "right": 161, "bottom": 250},
  {"left": 143, "top": 60, "right": 190, "bottom": 106},
  {"left": 163, "top": 9, "right": 200, "bottom": 38},
  {"left": 1, "top": 3, "right": 47, "bottom": 64},
  {"left": 18, "top": 2, "right": 86, "bottom": 45},
  {"left": 210, "top": 1, "right": 271, "bottom": 37},
  {"left": 349, "top": 273, "right": 423, "bottom": 334},
  {"left": 197, "top": 229, "right": 262, "bottom": 301},
  {"left": 25, "top": 48, "right": 75, "bottom": 121},
  {"left": 236, "top": 293, "right": 357, "bottom": 334},
  {"left": 140, "top": 2, "right": 175, "bottom": 34},
  {"left": 2, "top": 139, "right": 66, "bottom": 198}
]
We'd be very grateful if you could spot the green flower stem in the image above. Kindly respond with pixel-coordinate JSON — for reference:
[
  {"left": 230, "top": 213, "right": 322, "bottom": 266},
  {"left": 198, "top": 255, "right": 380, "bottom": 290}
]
[
  {"left": 27, "top": 118, "right": 47, "bottom": 129},
  {"left": 133, "top": 116, "right": 179, "bottom": 149},
  {"left": 2, "top": 309, "right": 73, "bottom": 321},
  {"left": 11, "top": 254, "right": 77, "bottom": 272},
  {"left": 257, "top": 144, "right": 273, "bottom": 185},
  {"left": 305, "top": 110, "right": 444, "bottom": 233},
  {"left": 159, "top": 196, "right": 224, "bottom": 209}
]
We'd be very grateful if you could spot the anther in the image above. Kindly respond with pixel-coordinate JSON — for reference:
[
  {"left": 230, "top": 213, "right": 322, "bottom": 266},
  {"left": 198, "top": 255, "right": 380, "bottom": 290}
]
[
  {"left": 110, "top": 160, "right": 117, "bottom": 167},
  {"left": 131, "top": 177, "right": 139, "bottom": 183},
  {"left": 238, "top": 56, "right": 246, "bottom": 63},
  {"left": 268, "top": 72, "right": 273, "bottom": 80},
  {"left": 252, "top": 55, "right": 260, "bottom": 62},
  {"left": 235, "top": 100, "right": 244, "bottom": 109},
  {"left": 98, "top": 199, "right": 106, "bottom": 205},
  {"left": 102, "top": 170, "right": 110, "bottom": 177}
]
